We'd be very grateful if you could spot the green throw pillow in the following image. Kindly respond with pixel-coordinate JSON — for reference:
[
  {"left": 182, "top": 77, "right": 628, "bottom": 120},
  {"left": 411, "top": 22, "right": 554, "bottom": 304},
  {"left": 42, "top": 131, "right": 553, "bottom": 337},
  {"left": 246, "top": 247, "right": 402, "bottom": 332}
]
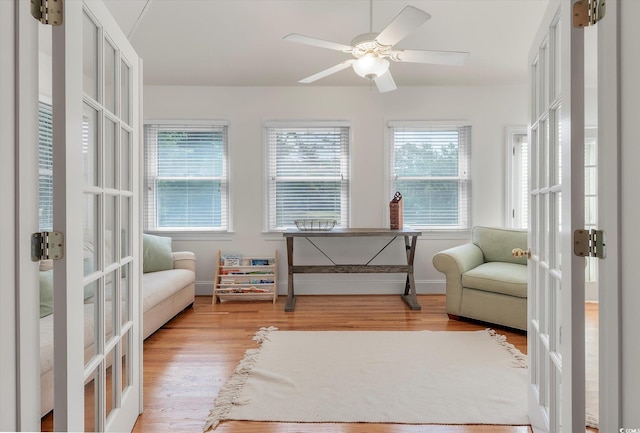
[
  {"left": 142, "top": 233, "right": 173, "bottom": 273},
  {"left": 40, "top": 270, "right": 54, "bottom": 318}
]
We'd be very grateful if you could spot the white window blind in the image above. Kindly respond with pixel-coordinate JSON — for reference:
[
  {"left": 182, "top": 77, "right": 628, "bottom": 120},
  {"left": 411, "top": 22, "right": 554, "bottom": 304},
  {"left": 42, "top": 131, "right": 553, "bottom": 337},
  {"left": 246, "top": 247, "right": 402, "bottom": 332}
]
[
  {"left": 389, "top": 123, "right": 471, "bottom": 230},
  {"left": 265, "top": 121, "right": 350, "bottom": 230},
  {"left": 39, "top": 102, "right": 53, "bottom": 232},
  {"left": 144, "top": 122, "right": 229, "bottom": 231},
  {"left": 517, "top": 134, "right": 529, "bottom": 229}
]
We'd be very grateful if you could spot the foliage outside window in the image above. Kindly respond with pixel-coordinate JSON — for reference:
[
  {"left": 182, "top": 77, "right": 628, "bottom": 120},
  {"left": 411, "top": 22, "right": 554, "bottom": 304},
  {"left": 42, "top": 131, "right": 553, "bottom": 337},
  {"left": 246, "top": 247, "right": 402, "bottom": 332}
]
[
  {"left": 389, "top": 122, "right": 471, "bottom": 230},
  {"left": 265, "top": 121, "right": 350, "bottom": 231},
  {"left": 144, "top": 122, "right": 229, "bottom": 231}
]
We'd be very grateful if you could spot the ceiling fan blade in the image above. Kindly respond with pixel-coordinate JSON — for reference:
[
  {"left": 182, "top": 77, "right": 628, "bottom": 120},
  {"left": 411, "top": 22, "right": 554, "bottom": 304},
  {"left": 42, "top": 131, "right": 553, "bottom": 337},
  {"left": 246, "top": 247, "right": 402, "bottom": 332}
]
[
  {"left": 393, "top": 49, "right": 470, "bottom": 66},
  {"left": 299, "top": 60, "right": 356, "bottom": 84},
  {"left": 375, "top": 6, "right": 431, "bottom": 47},
  {"left": 374, "top": 70, "right": 397, "bottom": 93},
  {"left": 284, "top": 33, "right": 353, "bottom": 52}
]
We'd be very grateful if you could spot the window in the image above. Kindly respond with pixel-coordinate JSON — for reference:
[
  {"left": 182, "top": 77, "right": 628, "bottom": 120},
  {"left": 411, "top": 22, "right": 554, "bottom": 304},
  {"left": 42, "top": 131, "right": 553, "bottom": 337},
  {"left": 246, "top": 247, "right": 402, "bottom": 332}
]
[
  {"left": 388, "top": 122, "right": 471, "bottom": 230},
  {"left": 265, "top": 121, "right": 350, "bottom": 231},
  {"left": 144, "top": 122, "right": 229, "bottom": 231},
  {"left": 39, "top": 102, "right": 53, "bottom": 231},
  {"left": 506, "top": 128, "right": 528, "bottom": 229}
]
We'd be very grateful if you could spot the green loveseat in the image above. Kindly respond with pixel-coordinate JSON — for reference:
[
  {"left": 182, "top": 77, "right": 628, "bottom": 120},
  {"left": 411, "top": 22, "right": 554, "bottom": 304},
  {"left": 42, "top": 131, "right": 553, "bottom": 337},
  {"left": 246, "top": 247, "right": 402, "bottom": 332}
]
[{"left": 432, "top": 226, "right": 528, "bottom": 331}]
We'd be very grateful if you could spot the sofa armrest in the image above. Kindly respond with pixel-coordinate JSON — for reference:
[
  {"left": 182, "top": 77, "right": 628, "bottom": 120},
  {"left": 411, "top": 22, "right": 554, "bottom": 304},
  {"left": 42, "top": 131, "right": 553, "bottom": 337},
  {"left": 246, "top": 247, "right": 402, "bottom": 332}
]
[
  {"left": 432, "top": 243, "right": 484, "bottom": 315},
  {"left": 172, "top": 251, "right": 196, "bottom": 273},
  {"left": 432, "top": 243, "right": 484, "bottom": 275}
]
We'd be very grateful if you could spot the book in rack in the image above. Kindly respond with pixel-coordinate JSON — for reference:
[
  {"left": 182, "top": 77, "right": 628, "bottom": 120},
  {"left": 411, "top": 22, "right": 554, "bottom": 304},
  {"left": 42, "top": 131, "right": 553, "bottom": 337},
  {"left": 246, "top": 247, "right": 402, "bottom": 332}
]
[{"left": 212, "top": 250, "right": 278, "bottom": 304}]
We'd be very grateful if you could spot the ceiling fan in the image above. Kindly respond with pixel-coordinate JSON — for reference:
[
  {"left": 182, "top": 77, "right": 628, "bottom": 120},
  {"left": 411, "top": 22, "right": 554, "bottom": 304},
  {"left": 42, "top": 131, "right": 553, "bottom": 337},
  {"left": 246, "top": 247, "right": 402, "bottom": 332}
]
[{"left": 283, "top": 2, "right": 469, "bottom": 93}]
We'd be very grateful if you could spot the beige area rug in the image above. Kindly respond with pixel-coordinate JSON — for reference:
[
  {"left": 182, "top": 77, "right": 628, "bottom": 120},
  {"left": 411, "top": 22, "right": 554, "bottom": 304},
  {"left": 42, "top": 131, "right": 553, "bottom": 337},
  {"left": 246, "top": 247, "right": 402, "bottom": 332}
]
[{"left": 204, "top": 327, "right": 530, "bottom": 431}]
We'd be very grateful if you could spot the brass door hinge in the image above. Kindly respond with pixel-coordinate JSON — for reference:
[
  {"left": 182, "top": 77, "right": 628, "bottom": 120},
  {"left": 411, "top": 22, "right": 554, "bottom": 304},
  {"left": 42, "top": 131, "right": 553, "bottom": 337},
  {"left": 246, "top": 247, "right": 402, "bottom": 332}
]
[
  {"left": 574, "top": 0, "right": 606, "bottom": 28},
  {"left": 31, "top": 231, "right": 64, "bottom": 261},
  {"left": 574, "top": 229, "right": 606, "bottom": 259},
  {"left": 30, "top": 0, "right": 63, "bottom": 26}
]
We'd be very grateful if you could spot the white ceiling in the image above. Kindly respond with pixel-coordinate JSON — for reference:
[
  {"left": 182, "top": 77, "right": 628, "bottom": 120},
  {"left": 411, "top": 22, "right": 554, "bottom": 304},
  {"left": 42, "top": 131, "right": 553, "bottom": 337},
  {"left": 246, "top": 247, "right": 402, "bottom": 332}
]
[{"left": 103, "top": 0, "right": 555, "bottom": 89}]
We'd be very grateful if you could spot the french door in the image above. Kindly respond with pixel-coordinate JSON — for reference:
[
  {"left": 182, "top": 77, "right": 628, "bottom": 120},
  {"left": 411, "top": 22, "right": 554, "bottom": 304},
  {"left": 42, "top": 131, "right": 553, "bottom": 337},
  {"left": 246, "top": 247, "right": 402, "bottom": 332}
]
[
  {"left": 527, "top": 0, "right": 585, "bottom": 431},
  {"left": 52, "top": 1, "right": 142, "bottom": 431}
]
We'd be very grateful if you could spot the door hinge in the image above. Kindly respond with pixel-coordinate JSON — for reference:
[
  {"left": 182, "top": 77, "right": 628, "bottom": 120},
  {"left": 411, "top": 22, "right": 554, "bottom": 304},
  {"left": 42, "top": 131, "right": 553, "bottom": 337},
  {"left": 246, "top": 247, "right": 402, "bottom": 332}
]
[
  {"left": 573, "top": 0, "right": 606, "bottom": 28},
  {"left": 30, "top": 0, "right": 63, "bottom": 26},
  {"left": 31, "top": 231, "right": 64, "bottom": 261},
  {"left": 573, "top": 229, "right": 606, "bottom": 259}
]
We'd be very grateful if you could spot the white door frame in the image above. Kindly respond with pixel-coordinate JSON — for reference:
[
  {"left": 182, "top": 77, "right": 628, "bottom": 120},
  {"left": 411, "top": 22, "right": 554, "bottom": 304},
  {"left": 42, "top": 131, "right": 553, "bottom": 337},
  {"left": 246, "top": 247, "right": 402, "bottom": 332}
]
[
  {"left": 0, "top": 1, "right": 42, "bottom": 430},
  {"left": 52, "top": 1, "right": 142, "bottom": 430},
  {"left": 16, "top": 1, "right": 42, "bottom": 429},
  {"left": 0, "top": 1, "right": 18, "bottom": 429},
  {"left": 527, "top": 0, "right": 585, "bottom": 430},
  {"left": 597, "top": 0, "right": 621, "bottom": 430}
]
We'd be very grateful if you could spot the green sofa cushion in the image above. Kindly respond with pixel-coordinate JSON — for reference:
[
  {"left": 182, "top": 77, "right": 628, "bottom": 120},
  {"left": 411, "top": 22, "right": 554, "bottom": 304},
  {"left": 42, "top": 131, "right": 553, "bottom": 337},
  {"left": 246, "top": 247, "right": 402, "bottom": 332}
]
[
  {"left": 143, "top": 234, "right": 173, "bottom": 273},
  {"left": 462, "top": 262, "right": 527, "bottom": 298},
  {"left": 472, "top": 226, "right": 527, "bottom": 265}
]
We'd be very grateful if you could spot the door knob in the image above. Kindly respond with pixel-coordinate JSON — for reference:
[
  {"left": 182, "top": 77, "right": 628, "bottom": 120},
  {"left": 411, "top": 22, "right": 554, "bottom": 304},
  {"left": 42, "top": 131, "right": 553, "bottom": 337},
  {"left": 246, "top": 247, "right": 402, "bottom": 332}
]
[{"left": 512, "top": 248, "right": 531, "bottom": 259}]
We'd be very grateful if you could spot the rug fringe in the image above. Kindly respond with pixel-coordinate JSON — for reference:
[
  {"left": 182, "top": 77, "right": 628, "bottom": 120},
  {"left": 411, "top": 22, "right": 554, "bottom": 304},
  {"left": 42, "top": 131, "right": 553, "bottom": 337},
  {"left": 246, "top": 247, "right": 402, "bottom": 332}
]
[
  {"left": 486, "top": 328, "right": 527, "bottom": 368},
  {"left": 203, "top": 326, "right": 278, "bottom": 431},
  {"left": 586, "top": 412, "right": 599, "bottom": 429}
]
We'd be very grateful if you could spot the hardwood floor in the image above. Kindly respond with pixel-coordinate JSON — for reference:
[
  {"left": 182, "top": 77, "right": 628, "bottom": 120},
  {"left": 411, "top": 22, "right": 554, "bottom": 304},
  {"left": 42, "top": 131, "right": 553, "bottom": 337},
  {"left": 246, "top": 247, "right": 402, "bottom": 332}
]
[
  {"left": 42, "top": 294, "right": 599, "bottom": 432},
  {"left": 133, "top": 294, "right": 530, "bottom": 433}
]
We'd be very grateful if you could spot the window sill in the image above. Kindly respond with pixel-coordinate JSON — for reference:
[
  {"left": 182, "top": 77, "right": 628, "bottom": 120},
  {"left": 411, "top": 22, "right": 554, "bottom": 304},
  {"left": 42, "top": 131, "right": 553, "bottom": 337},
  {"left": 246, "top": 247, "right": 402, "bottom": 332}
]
[
  {"left": 416, "top": 230, "right": 471, "bottom": 240},
  {"left": 144, "top": 231, "right": 235, "bottom": 241}
]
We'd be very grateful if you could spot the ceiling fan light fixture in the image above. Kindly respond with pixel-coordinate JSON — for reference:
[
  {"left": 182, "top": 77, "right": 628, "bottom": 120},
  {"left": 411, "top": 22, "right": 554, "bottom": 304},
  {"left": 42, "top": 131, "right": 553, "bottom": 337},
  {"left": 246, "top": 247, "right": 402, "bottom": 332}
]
[{"left": 352, "top": 53, "right": 389, "bottom": 79}]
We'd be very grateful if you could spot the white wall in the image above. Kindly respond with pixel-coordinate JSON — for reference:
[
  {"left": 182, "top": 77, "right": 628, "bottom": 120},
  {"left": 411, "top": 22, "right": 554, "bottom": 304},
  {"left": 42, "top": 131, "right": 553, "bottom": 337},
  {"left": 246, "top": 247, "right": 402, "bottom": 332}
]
[{"left": 144, "top": 85, "right": 528, "bottom": 295}]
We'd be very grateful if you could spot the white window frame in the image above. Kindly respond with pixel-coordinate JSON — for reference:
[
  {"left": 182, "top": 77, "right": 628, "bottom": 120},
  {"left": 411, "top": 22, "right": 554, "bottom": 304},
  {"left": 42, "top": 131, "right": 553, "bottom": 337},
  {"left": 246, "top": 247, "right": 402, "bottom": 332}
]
[
  {"left": 143, "top": 120, "right": 231, "bottom": 234},
  {"left": 505, "top": 126, "right": 528, "bottom": 229},
  {"left": 386, "top": 120, "right": 471, "bottom": 232},
  {"left": 263, "top": 120, "right": 351, "bottom": 232}
]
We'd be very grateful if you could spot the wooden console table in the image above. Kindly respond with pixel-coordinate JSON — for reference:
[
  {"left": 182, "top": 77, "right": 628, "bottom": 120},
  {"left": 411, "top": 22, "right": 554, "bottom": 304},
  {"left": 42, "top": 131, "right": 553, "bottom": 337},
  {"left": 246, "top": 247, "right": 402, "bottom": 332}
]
[{"left": 282, "top": 228, "right": 422, "bottom": 312}]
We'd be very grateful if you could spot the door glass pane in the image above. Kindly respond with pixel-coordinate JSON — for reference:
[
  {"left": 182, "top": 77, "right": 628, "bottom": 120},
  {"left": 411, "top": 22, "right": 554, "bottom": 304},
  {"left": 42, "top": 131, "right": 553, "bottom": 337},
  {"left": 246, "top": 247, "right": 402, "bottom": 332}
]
[
  {"left": 554, "top": 107, "right": 562, "bottom": 186},
  {"left": 121, "top": 263, "right": 130, "bottom": 326},
  {"left": 121, "top": 129, "right": 130, "bottom": 191},
  {"left": 541, "top": 43, "right": 549, "bottom": 111},
  {"left": 105, "top": 348, "right": 116, "bottom": 422},
  {"left": 531, "top": 61, "right": 538, "bottom": 122},
  {"left": 121, "top": 60, "right": 130, "bottom": 125},
  {"left": 105, "top": 270, "right": 116, "bottom": 345},
  {"left": 121, "top": 330, "right": 130, "bottom": 393},
  {"left": 82, "top": 12, "right": 98, "bottom": 101},
  {"left": 83, "top": 104, "right": 98, "bottom": 186},
  {"left": 104, "top": 39, "right": 116, "bottom": 114},
  {"left": 540, "top": 118, "right": 549, "bottom": 188},
  {"left": 84, "top": 279, "right": 97, "bottom": 363},
  {"left": 105, "top": 194, "right": 117, "bottom": 266},
  {"left": 530, "top": 126, "right": 538, "bottom": 189},
  {"left": 557, "top": 191, "right": 562, "bottom": 271},
  {"left": 84, "top": 193, "right": 98, "bottom": 275},
  {"left": 105, "top": 117, "right": 116, "bottom": 189},
  {"left": 553, "top": 19, "right": 562, "bottom": 100},
  {"left": 121, "top": 196, "right": 130, "bottom": 258},
  {"left": 84, "top": 369, "right": 99, "bottom": 432}
]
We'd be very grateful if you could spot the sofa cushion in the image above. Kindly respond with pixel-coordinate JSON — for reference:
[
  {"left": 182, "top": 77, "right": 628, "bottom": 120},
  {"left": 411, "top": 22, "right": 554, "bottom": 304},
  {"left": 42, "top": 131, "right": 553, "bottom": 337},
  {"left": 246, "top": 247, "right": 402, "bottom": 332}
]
[
  {"left": 143, "top": 268, "right": 195, "bottom": 313},
  {"left": 472, "top": 226, "right": 527, "bottom": 265},
  {"left": 143, "top": 233, "right": 174, "bottom": 273},
  {"left": 462, "top": 262, "right": 527, "bottom": 298}
]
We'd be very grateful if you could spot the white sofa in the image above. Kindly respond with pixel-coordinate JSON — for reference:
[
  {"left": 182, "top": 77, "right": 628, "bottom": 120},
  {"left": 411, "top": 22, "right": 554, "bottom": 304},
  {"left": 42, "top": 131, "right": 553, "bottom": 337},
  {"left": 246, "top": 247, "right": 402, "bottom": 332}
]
[{"left": 39, "top": 250, "right": 196, "bottom": 417}]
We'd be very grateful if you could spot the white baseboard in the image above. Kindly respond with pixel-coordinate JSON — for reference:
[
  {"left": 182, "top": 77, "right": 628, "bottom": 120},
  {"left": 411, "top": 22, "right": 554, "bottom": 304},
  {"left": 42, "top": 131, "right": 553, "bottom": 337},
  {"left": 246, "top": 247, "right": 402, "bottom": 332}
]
[{"left": 195, "top": 279, "right": 446, "bottom": 296}]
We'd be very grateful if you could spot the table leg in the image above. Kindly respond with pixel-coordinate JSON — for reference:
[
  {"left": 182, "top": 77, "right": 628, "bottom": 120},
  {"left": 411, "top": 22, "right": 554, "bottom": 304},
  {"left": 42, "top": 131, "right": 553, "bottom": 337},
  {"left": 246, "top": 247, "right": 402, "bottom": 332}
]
[
  {"left": 285, "top": 236, "right": 296, "bottom": 312},
  {"left": 401, "top": 235, "right": 421, "bottom": 310}
]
